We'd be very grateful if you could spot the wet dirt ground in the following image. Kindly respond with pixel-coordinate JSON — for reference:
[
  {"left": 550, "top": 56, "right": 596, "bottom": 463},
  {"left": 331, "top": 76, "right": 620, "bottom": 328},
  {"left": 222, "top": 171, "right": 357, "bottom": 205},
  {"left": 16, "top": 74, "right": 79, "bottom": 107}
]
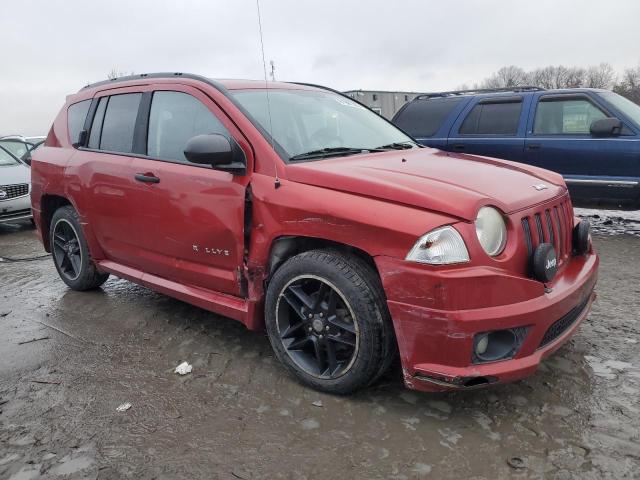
[{"left": 1, "top": 216, "right": 639, "bottom": 479}]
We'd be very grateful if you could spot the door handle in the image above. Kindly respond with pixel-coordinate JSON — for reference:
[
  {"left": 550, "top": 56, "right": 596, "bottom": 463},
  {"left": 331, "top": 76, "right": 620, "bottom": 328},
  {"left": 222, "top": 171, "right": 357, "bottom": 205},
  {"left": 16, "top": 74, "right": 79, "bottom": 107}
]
[
  {"left": 527, "top": 144, "right": 541, "bottom": 150},
  {"left": 135, "top": 173, "right": 160, "bottom": 184},
  {"left": 452, "top": 144, "right": 466, "bottom": 151}
]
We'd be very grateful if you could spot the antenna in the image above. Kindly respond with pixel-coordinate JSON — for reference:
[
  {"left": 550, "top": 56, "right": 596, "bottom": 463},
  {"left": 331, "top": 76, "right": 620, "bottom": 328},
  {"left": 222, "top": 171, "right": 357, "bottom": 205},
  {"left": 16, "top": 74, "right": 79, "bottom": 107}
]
[
  {"left": 269, "top": 60, "right": 276, "bottom": 81},
  {"left": 255, "top": 0, "right": 280, "bottom": 189}
]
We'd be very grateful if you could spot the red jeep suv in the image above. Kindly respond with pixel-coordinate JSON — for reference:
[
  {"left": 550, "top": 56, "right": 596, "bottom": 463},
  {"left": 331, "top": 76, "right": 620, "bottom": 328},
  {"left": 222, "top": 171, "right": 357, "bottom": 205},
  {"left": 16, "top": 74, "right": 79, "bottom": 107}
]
[{"left": 31, "top": 73, "right": 598, "bottom": 394}]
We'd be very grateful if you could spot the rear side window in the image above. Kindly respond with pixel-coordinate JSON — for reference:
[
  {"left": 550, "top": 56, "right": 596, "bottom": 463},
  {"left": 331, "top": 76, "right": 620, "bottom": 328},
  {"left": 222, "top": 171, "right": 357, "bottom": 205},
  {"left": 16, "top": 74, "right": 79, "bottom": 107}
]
[
  {"left": 67, "top": 100, "right": 91, "bottom": 145},
  {"left": 394, "top": 97, "right": 464, "bottom": 137},
  {"left": 459, "top": 99, "right": 522, "bottom": 135},
  {"left": 534, "top": 98, "right": 607, "bottom": 135},
  {"left": 147, "top": 91, "right": 228, "bottom": 163},
  {"left": 98, "top": 93, "right": 142, "bottom": 153}
]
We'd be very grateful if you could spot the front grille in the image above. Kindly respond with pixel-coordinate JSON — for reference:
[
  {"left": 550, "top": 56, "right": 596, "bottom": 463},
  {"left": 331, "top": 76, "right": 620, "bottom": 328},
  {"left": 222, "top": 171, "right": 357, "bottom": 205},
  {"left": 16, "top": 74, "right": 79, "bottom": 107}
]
[
  {"left": 0, "top": 183, "right": 29, "bottom": 200},
  {"left": 539, "top": 293, "right": 591, "bottom": 348},
  {"left": 521, "top": 197, "right": 573, "bottom": 268}
]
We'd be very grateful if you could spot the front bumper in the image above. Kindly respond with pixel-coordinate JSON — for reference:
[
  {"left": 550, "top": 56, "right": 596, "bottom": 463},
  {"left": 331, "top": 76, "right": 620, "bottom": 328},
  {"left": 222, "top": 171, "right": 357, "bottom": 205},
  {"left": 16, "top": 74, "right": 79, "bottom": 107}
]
[
  {"left": 0, "top": 194, "right": 32, "bottom": 224},
  {"left": 376, "top": 250, "right": 599, "bottom": 392}
]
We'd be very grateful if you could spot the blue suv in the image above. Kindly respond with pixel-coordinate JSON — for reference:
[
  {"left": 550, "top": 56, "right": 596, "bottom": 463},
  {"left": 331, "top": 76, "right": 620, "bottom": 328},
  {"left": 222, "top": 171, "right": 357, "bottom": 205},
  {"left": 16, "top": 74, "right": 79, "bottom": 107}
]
[{"left": 393, "top": 87, "right": 640, "bottom": 209}]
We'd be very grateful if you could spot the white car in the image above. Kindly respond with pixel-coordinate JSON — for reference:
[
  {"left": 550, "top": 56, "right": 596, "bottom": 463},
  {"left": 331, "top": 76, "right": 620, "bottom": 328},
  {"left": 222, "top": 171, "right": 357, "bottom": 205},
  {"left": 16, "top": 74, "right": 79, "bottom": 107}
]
[{"left": 0, "top": 145, "right": 32, "bottom": 224}]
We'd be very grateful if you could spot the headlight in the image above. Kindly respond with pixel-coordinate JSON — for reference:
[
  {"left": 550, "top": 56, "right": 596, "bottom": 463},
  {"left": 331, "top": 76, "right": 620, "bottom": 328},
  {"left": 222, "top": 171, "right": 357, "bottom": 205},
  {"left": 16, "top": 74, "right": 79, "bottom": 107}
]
[
  {"left": 475, "top": 206, "right": 507, "bottom": 256},
  {"left": 406, "top": 226, "right": 470, "bottom": 265}
]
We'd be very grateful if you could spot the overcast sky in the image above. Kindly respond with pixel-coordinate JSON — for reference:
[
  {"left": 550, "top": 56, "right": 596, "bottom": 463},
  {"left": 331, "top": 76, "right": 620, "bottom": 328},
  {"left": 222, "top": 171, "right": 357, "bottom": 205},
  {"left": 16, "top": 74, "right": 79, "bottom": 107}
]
[{"left": 1, "top": 0, "right": 639, "bottom": 134}]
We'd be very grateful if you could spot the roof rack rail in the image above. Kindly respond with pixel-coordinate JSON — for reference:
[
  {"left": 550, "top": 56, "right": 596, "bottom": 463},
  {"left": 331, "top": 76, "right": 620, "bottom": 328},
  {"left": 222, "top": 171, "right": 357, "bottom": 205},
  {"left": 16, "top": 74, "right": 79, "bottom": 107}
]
[{"left": 415, "top": 86, "right": 544, "bottom": 100}]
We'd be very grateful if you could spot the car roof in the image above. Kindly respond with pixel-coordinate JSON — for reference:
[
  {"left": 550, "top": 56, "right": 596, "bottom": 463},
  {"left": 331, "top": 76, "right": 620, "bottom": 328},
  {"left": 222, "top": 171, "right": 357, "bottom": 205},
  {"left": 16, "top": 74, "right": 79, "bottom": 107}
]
[
  {"left": 79, "top": 73, "right": 322, "bottom": 94},
  {"left": 414, "top": 86, "right": 609, "bottom": 101}
]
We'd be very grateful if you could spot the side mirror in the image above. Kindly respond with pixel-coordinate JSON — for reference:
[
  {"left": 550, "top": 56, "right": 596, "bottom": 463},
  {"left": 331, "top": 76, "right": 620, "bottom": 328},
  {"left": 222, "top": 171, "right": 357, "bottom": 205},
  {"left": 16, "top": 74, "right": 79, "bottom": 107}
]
[
  {"left": 590, "top": 118, "right": 622, "bottom": 137},
  {"left": 184, "top": 134, "right": 246, "bottom": 175}
]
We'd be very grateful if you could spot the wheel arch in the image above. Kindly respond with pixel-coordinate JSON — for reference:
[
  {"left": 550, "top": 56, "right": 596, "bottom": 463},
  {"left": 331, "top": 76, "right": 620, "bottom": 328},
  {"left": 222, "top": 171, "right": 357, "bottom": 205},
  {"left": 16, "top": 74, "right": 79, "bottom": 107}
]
[
  {"left": 39, "top": 194, "right": 72, "bottom": 252},
  {"left": 267, "top": 235, "right": 381, "bottom": 282}
]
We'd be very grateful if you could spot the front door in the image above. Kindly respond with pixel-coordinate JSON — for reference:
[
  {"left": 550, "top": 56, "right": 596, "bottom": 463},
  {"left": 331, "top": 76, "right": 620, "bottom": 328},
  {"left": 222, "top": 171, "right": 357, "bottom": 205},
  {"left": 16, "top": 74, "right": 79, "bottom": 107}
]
[
  {"left": 128, "top": 85, "right": 251, "bottom": 296},
  {"left": 524, "top": 93, "right": 640, "bottom": 205}
]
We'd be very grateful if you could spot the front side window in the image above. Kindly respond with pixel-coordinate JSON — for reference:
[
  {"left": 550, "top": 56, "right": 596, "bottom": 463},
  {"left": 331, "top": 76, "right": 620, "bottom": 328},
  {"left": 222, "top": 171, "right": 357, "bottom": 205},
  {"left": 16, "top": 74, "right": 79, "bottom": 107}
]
[
  {"left": 534, "top": 98, "right": 607, "bottom": 135},
  {"left": 0, "top": 147, "right": 19, "bottom": 166},
  {"left": 598, "top": 91, "right": 640, "bottom": 128},
  {"left": 231, "top": 89, "right": 415, "bottom": 160},
  {"left": 459, "top": 100, "right": 522, "bottom": 135},
  {"left": 147, "top": 91, "right": 228, "bottom": 163},
  {"left": 98, "top": 93, "right": 142, "bottom": 153},
  {"left": 67, "top": 100, "right": 91, "bottom": 145}
]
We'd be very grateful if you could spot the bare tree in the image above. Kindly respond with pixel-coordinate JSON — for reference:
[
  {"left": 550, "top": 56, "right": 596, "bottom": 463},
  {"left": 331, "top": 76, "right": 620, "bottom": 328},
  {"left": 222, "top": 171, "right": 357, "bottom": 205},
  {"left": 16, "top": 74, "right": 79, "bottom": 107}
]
[
  {"left": 482, "top": 66, "right": 528, "bottom": 88},
  {"left": 614, "top": 64, "right": 640, "bottom": 104},
  {"left": 585, "top": 63, "right": 615, "bottom": 89},
  {"left": 107, "top": 68, "right": 135, "bottom": 80}
]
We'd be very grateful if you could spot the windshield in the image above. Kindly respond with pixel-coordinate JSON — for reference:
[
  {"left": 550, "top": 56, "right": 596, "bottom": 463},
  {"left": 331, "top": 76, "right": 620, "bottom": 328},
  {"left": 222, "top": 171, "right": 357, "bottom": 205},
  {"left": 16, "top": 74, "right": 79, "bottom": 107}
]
[
  {"left": 0, "top": 140, "right": 31, "bottom": 158},
  {"left": 598, "top": 92, "right": 640, "bottom": 128},
  {"left": 231, "top": 88, "right": 415, "bottom": 160},
  {"left": 0, "top": 147, "right": 20, "bottom": 166}
]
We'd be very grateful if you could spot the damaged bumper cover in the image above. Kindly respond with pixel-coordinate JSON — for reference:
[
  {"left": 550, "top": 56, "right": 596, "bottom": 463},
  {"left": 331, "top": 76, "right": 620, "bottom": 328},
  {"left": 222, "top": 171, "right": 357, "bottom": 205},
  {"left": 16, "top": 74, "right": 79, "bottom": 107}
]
[{"left": 375, "top": 251, "right": 599, "bottom": 392}]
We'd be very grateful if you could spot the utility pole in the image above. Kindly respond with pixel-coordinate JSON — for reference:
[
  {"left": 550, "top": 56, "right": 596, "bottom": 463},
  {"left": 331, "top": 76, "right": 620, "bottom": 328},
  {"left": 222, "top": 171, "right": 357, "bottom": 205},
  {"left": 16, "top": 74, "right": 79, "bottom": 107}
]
[{"left": 269, "top": 60, "right": 276, "bottom": 81}]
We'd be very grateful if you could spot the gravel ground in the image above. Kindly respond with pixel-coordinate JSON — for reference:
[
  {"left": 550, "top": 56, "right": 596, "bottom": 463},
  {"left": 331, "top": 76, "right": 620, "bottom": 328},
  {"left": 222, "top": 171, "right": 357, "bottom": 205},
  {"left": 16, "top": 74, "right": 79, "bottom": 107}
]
[{"left": 0, "top": 214, "right": 639, "bottom": 480}]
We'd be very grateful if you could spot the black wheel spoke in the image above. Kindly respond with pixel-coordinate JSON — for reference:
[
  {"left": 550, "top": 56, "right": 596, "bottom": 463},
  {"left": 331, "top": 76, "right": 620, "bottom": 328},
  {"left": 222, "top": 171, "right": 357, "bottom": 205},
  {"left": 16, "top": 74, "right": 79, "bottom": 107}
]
[
  {"left": 325, "top": 289, "right": 338, "bottom": 316},
  {"left": 311, "top": 337, "right": 325, "bottom": 373},
  {"left": 283, "top": 285, "right": 314, "bottom": 319},
  {"left": 286, "top": 336, "right": 311, "bottom": 351},
  {"left": 327, "top": 314, "right": 356, "bottom": 335},
  {"left": 69, "top": 253, "right": 81, "bottom": 276},
  {"left": 313, "top": 283, "right": 330, "bottom": 310},
  {"left": 325, "top": 340, "right": 338, "bottom": 377},
  {"left": 327, "top": 333, "right": 356, "bottom": 347},
  {"left": 281, "top": 321, "right": 306, "bottom": 340}
]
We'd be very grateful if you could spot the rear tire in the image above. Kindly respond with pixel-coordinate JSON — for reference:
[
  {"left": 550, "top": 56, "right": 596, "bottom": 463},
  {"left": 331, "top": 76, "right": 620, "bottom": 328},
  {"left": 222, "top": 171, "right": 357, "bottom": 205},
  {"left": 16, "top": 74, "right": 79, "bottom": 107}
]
[
  {"left": 49, "top": 206, "right": 109, "bottom": 291},
  {"left": 265, "top": 249, "right": 396, "bottom": 394}
]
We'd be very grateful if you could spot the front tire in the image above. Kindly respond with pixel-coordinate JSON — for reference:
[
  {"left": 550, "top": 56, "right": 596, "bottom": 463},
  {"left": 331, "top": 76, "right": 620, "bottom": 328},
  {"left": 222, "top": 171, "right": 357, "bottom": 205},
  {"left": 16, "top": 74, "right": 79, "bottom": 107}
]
[
  {"left": 265, "top": 249, "right": 395, "bottom": 394},
  {"left": 49, "top": 206, "right": 109, "bottom": 291}
]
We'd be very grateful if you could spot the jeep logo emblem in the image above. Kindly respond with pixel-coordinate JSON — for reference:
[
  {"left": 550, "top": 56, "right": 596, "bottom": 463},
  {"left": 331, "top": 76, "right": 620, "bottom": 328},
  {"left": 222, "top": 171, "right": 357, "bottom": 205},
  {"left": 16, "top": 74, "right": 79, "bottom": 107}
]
[
  {"left": 546, "top": 257, "right": 557, "bottom": 270},
  {"left": 533, "top": 184, "right": 548, "bottom": 191},
  {"left": 0, "top": 189, "right": 6, "bottom": 199}
]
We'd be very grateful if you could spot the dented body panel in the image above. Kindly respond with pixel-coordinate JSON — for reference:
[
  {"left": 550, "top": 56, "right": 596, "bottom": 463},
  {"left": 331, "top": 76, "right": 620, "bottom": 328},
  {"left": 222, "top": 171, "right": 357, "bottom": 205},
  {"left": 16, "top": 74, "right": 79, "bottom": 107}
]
[{"left": 31, "top": 74, "right": 599, "bottom": 392}]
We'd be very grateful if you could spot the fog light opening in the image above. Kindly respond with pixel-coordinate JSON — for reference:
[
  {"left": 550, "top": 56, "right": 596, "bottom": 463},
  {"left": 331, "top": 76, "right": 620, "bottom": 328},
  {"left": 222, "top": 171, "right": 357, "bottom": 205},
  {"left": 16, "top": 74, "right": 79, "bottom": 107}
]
[{"left": 474, "top": 329, "right": 517, "bottom": 363}]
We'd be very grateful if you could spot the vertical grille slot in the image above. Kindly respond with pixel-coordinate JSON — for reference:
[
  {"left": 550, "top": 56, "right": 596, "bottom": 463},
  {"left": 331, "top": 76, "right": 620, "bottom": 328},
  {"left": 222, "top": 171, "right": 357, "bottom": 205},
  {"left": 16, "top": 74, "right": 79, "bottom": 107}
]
[
  {"left": 521, "top": 218, "right": 533, "bottom": 257},
  {"left": 553, "top": 206, "right": 563, "bottom": 258},
  {"left": 545, "top": 209, "right": 555, "bottom": 249},
  {"left": 534, "top": 213, "right": 544, "bottom": 245}
]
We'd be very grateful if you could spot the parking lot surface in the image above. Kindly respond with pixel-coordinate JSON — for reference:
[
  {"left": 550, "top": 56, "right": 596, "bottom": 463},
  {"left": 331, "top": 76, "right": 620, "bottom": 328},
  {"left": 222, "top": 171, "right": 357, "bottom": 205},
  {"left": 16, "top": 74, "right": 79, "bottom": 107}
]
[{"left": 0, "top": 218, "right": 639, "bottom": 479}]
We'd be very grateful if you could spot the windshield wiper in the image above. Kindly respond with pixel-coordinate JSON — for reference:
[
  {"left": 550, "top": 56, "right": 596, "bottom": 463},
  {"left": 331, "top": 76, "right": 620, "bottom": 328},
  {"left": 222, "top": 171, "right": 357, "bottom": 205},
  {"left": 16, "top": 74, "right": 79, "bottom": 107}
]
[
  {"left": 289, "top": 147, "right": 384, "bottom": 161},
  {"left": 375, "top": 141, "right": 417, "bottom": 150}
]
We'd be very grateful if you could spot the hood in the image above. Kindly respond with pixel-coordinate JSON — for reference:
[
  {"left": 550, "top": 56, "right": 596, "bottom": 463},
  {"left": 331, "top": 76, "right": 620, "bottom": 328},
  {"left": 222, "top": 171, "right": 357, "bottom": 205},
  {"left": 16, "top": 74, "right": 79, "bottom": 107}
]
[
  {"left": 285, "top": 148, "right": 566, "bottom": 221},
  {"left": 0, "top": 163, "right": 31, "bottom": 186}
]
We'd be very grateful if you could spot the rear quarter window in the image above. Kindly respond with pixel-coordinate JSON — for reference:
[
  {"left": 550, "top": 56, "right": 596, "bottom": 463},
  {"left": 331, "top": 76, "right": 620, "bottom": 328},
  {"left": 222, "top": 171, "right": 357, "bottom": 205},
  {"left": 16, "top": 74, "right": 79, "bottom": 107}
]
[
  {"left": 67, "top": 100, "right": 91, "bottom": 145},
  {"left": 394, "top": 97, "right": 464, "bottom": 138}
]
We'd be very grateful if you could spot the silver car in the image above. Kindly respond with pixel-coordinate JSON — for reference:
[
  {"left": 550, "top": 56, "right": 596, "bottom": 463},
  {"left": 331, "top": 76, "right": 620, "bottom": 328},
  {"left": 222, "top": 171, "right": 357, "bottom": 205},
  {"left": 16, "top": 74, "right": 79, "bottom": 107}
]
[{"left": 0, "top": 146, "right": 32, "bottom": 223}]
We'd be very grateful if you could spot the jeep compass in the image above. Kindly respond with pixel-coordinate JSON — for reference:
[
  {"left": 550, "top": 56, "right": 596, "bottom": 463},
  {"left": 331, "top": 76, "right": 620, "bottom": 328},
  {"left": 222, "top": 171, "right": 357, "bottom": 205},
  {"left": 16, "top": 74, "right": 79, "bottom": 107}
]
[{"left": 31, "top": 73, "right": 599, "bottom": 394}]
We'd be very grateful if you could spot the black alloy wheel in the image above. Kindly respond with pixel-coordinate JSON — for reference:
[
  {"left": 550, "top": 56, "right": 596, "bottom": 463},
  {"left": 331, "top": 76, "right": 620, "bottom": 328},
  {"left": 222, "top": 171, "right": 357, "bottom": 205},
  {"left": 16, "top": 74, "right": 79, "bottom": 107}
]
[
  {"left": 49, "top": 206, "right": 109, "bottom": 290},
  {"left": 52, "top": 218, "right": 82, "bottom": 281},
  {"left": 276, "top": 275, "right": 359, "bottom": 379}
]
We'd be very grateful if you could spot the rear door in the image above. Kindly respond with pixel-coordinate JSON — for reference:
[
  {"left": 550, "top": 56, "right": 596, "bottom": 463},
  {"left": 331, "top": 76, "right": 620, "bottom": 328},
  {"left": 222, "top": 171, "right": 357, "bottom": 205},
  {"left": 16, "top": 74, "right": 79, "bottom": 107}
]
[
  {"left": 127, "top": 84, "right": 251, "bottom": 296},
  {"left": 447, "top": 95, "right": 529, "bottom": 161},
  {"left": 524, "top": 93, "right": 639, "bottom": 204},
  {"left": 76, "top": 87, "right": 149, "bottom": 268}
]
